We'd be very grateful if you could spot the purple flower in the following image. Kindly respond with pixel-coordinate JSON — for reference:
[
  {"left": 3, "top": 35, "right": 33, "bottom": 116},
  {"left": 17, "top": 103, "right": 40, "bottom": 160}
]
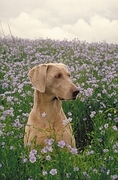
[
  {"left": 29, "top": 155, "right": 36, "bottom": 163},
  {"left": 3, "top": 108, "right": 14, "bottom": 117},
  {"left": 84, "top": 88, "right": 93, "bottom": 97},
  {"left": 41, "top": 112, "right": 47, "bottom": 117},
  {"left": 58, "top": 140, "right": 66, "bottom": 148},
  {"left": 0, "top": 106, "right": 4, "bottom": 111},
  {"left": 66, "top": 144, "right": 72, "bottom": 150},
  {"left": 41, "top": 147, "right": 48, "bottom": 154},
  {"left": 44, "top": 138, "right": 54, "bottom": 146},
  {"left": 70, "top": 148, "right": 78, "bottom": 155},
  {"left": 114, "top": 117, "right": 118, "bottom": 122},
  {"left": 30, "top": 149, "right": 37, "bottom": 155},
  {"left": 50, "top": 168, "right": 57, "bottom": 175},
  {"left": 22, "top": 158, "right": 27, "bottom": 163},
  {"left": 12, "top": 119, "right": 23, "bottom": 128},
  {"left": 41, "top": 146, "right": 53, "bottom": 153},
  {"left": 29, "top": 149, "right": 37, "bottom": 163},
  {"left": 7, "top": 96, "right": 13, "bottom": 102},
  {"left": 111, "top": 174, "right": 118, "bottom": 180},
  {"left": 42, "top": 170, "right": 48, "bottom": 176}
]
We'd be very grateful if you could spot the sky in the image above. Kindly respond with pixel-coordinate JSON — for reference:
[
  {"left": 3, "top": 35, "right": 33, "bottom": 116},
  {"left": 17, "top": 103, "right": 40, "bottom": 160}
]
[{"left": 0, "top": 0, "right": 118, "bottom": 43}]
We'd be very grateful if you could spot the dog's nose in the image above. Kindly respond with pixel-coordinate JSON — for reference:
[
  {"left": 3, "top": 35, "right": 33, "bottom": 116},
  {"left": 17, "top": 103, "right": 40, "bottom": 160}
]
[{"left": 73, "top": 89, "right": 80, "bottom": 98}]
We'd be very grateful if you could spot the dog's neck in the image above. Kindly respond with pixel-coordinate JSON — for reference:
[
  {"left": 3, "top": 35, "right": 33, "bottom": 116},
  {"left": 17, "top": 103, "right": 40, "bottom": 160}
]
[{"left": 33, "top": 89, "right": 63, "bottom": 116}]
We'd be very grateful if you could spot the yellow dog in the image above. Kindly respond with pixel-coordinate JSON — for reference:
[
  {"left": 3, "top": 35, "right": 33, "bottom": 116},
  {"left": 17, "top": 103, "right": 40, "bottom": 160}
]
[{"left": 24, "top": 63, "right": 79, "bottom": 148}]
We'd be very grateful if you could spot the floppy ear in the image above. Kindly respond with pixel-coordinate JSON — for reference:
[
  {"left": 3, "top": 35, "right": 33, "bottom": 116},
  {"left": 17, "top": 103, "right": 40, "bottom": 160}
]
[{"left": 28, "top": 64, "right": 48, "bottom": 92}]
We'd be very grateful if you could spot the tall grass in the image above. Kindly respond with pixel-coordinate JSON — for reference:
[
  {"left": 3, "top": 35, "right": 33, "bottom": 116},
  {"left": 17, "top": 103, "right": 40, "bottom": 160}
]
[{"left": 0, "top": 37, "right": 118, "bottom": 179}]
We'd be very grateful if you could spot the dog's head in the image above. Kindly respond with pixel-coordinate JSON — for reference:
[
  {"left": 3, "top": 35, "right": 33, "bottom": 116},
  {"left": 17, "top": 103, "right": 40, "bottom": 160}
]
[{"left": 28, "top": 63, "right": 80, "bottom": 100}]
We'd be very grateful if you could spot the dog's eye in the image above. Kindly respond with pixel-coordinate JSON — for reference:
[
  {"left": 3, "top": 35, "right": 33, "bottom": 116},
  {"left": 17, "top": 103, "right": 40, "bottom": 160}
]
[
  {"left": 68, "top": 73, "right": 71, "bottom": 77},
  {"left": 55, "top": 74, "right": 61, "bottom": 78}
]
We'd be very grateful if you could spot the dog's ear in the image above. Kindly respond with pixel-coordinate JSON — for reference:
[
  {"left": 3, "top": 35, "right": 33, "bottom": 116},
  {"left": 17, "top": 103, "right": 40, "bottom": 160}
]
[{"left": 28, "top": 64, "right": 48, "bottom": 92}]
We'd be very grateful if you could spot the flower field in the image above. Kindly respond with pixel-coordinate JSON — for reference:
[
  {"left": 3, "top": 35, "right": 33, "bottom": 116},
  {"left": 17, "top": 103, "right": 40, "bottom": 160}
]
[{"left": 0, "top": 37, "right": 118, "bottom": 180}]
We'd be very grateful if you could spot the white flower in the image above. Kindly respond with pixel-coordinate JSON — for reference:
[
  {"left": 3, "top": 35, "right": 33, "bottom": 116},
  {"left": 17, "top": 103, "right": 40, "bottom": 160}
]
[
  {"left": 114, "top": 149, "right": 118, "bottom": 153},
  {"left": 0, "top": 130, "right": 3, "bottom": 136},
  {"left": 107, "top": 170, "right": 110, "bottom": 175},
  {"left": 46, "top": 155, "right": 51, "bottom": 161},
  {"left": 112, "top": 126, "right": 117, "bottom": 131},
  {"left": 1, "top": 142, "right": 5, "bottom": 146},
  {"left": 104, "top": 123, "right": 108, "bottom": 129},
  {"left": 99, "top": 126, "right": 103, "bottom": 130},
  {"left": 62, "top": 119, "right": 68, "bottom": 125},
  {"left": 100, "top": 130, "right": 105, "bottom": 135},
  {"left": 99, "top": 110, "right": 103, "bottom": 113},
  {"left": 28, "top": 177, "right": 33, "bottom": 180},
  {"left": 93, "top": 169, "right": 98, "bottom": 173},
  {"left": 26, "top": 142, "right": 31, "bottom": 147},
  {"left": 103, "top": 149, "right": 109, "bottom": 153},
  {"left": 97, "top": 93, "right": 101, "bottom": 97},
  {"left": 74, "top": 167, "right": 79, "bottom": 172},
  {"left": 90, "top": 111, "right": 96, "bottom": 118},
  {"left": 68, "top": 117, "right": 72, "bottom": 122},
  {"left": 86, "top": 150, "right": 94, "bottom": 155},
  {"left": 68, "top": 112, "right": 72, "bottom": 116},
  {"left": 66, "top": 173, "right": 71, "bottom": 178},
  {"left": 10, "top": 146, "right": 14, "bottom": 150}
]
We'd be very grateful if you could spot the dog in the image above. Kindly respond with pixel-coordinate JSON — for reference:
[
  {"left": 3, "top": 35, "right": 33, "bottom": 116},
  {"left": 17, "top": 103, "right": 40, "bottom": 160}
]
[{"left": 24, "top": 63, "right": 79, "bottom": 148}]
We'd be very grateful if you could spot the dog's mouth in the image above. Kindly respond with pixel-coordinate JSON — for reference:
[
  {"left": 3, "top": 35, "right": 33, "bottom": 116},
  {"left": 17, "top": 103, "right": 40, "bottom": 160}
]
[
  {"left": 53, "top": 96, "right": 64, "bottom": 101},
  {"left": 58, "top": 96, "right": 64, "bottom": 100},
  {"left": 53, "top": 96, "right": 77, "bottom": 101}
]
